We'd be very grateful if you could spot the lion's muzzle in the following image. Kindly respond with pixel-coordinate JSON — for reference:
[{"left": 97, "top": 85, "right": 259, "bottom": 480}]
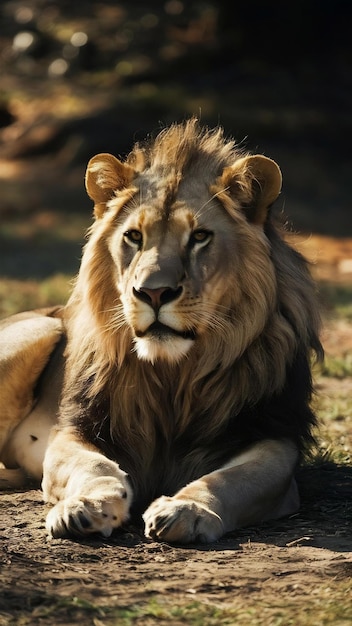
[
  {"left": 131, "top": 284, "right": 196, "bottom": 363},
  {"left": 133, "top": 285, "right": 183, "bottom": 313}
]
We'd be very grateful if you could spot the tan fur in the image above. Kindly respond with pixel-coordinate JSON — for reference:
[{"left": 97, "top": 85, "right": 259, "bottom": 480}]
[
  {"left": 2, "top": 120, "right": 322, "bottom": 541},
  {"left": 0, "top": 308, "right": 63, "bottom": 488}
]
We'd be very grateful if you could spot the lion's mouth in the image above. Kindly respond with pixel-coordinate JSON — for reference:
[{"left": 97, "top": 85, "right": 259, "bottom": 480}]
[{"left": 135, "top": 321, "right": 196, "bottom": 342}]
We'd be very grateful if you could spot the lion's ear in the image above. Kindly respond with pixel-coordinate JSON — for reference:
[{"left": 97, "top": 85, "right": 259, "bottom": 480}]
[
  {"left": 221, "top": 155, "right": 282, "bottom": 224},
  {"left": 85, "top": 153, "right": 135, "bottom": 218}
]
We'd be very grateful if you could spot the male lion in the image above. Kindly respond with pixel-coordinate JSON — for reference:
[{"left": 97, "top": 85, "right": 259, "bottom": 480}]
[{"left": 0, "top": 119, "right": 322, "bottom": 543}]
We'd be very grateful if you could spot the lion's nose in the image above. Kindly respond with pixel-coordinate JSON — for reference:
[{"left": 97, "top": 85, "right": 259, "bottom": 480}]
[{"left": 133, "top": 286, "right": 182, "bottom": 310}]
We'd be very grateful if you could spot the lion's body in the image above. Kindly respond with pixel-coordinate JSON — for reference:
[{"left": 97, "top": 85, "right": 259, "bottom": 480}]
[{"left": 0, "top": 120, "right": 322, "bottom": 542}]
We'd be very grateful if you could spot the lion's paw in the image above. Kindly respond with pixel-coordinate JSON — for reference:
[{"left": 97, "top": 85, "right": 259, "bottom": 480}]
[
  {"left": 143, "top": 496, "right": 224, "bottom": 544},
  {"left": 46, "top": 477, "right": 132, "bottom": 538}
]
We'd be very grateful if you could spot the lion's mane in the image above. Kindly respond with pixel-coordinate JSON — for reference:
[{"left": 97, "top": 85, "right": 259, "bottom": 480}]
[{"left": 60, "top": 119, "right": 322, "bottom": 507}]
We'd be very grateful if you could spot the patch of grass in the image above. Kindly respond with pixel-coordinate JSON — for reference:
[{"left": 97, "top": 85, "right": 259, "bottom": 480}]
[
  {"left": 0, "top": 211, "right": 89, "bottom": 243},
  {"left": 313, "top": 382, "right": 352, "bottom": 465},
  {"left": 2, "top": 587, "right": 352, "bottom": 626},
  {"left": 315, "top": 381, "right": 352, "bottom": 422},
  {"left": 319, "top": 353, "right": 352, "bottom": 378},
  {"left": 0, "top": 275, "right": 72, "bottom": 317},
  {"left": 319, "top": 283, "right": 352, "bottom": 320}
]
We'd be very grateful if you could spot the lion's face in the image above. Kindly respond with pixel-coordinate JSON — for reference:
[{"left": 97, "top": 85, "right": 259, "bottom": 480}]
[
  {"left": 83, "top": 121, "right": 283, "bottom": 365},
  {"left": 108, "top": 193, "right": 242, "bottom": 363}
]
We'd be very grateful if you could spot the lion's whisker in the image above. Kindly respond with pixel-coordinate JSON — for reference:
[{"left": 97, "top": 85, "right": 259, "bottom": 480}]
[{"left": 193, "top": 186, "right": 231, "bottom": 220}]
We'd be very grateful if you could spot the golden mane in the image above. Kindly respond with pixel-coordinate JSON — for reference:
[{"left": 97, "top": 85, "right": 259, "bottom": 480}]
[
  {"left": 61, "top": 120, "right": 322, "bottom": 478},
  {"left": 127, "top": 118, "right": 239, "bottom": 176}
]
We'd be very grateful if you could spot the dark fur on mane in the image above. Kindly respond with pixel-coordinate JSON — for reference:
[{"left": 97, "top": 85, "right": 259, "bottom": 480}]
[{"left": 65, "top": 346, "right": 316, "bottom": 516}]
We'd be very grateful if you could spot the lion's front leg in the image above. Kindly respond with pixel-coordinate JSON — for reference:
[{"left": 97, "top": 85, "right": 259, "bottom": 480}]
[
  {"left": 143, "top": 495, "right": 224, "bottom": 543},
  {"left": 42, "top": 427, "right": 132, "bottom": 538},
  {"left": 143, "top": 439, "right": 299, "bottom": 544}
]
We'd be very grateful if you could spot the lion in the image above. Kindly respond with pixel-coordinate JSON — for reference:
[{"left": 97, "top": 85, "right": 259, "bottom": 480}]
[{"left": 0, "top": 119, "right": 323, "bottom": 543}]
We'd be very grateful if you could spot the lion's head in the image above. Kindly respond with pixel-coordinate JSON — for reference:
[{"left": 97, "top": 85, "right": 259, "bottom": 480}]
[{"left": 66, "top": 119, "right": 321, "bottom": 412}]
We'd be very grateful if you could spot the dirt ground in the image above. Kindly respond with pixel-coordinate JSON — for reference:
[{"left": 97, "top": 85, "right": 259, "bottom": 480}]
[
  {"left": 0, "top": 463, "right": 351, "bottom": 625},
  {"left": 0, "top": 316, "right": 352, "bottom": 625}
]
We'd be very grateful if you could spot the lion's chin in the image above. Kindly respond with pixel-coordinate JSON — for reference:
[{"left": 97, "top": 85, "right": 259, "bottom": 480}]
[{"left": 133, "top": 335, "right": 194, "bottom": 364}]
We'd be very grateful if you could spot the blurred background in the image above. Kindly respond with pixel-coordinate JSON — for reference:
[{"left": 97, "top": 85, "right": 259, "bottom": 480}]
[{"left": 0, "top": 0, "right": 351, "bottom": 315}]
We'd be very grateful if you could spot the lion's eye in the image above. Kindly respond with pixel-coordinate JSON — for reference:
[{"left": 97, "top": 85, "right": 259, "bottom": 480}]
[
  {"left": 190, "top": 230, "right": 212, "bottom": 246},
  {"left": 124, "top": 230, "right": 143, "bottom": 246}
]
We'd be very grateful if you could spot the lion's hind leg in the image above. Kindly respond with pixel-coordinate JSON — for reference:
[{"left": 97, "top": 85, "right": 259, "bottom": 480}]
[
  {"left": 0, "top": 309, "right": 63, "bottom": 488},
  {"left": 43, "top": 428, "right": 133, "bottom": 538},
  {"left": 2, "top": 339, "right": 64, "bottom": 485},
  {"left": 0, "top": 310, "right": 63, "bottom": 452},
  {"left": 0, "top": 466, "right": 27, "bottom": 490}
]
